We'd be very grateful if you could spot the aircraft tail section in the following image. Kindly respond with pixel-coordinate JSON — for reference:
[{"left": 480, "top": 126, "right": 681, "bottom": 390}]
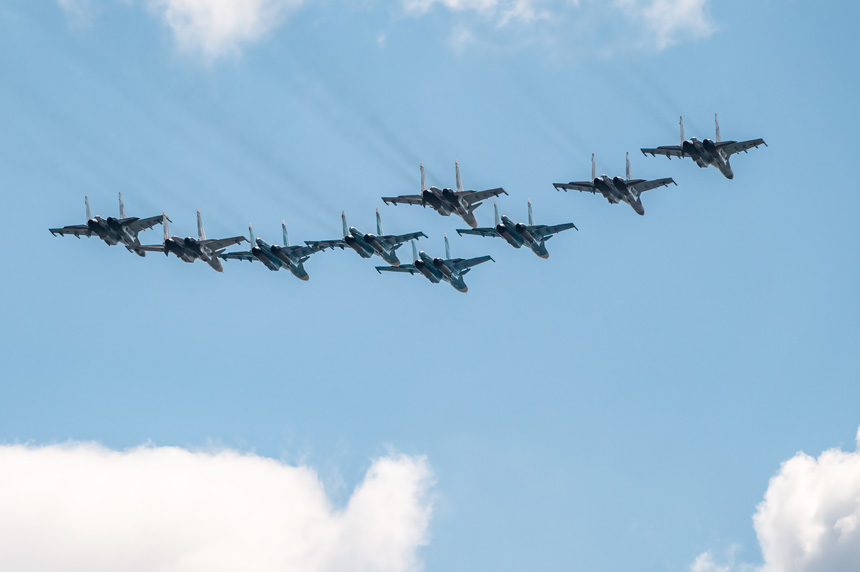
[
  {"left": 282, "top": 220, "right": 290, "bottom": 246},
  {"left": 625, "top": 152, "right": 631, "bottom": 180},
  {"left": 411, "top": 240, "right": 418, "bottom": 262},
  {"left": 420, "top": 163, "right": 426, "bottom": 192},
  {"left": 494, "top": 201, "right": 500, "bottom": 226},
  {"left": 591, "top": 153, "right": 596, "bottom": 180},
  {"left": 715, "top": 113, "right": 721, "bottom": 142},
  {"left": 680, "top": 116, "right": 685, "bottom": 145},
  {"left": 118, "top": 192, "right": 126, "bottom": 218},
  {"left": 376, "top": 208, "right": 383, "bottom": 235},
  {"left": 527, "top": 198, "right": 534, "bottom": 226},
  {"left": 248, "top": 224, "right": 255, "bottom": 245},
  {"left": 341, "top": 211, "right": 348, "bottom": 238},
  {"left": 455, "top": 160, "right": 464, "bottom": 193},
  {"left": 163, "top": 212, "right": 169, "bottom": 241},
  {"left": 444, "top": 233, "right": 451, "bottom": 259},
  {"left": 85, "top": 196, "right": 92, "bottom": 220},
  {"left": 197, "top": 209, "right": 206, "bottom": 240}
]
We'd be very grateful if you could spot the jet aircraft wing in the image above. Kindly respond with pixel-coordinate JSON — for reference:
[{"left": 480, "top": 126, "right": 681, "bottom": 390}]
[
  {"left": 381, "top": 194, "right": 425, "bottom": 206},
  {"left": 219, "top": 251, "right": 256, "bottom": 262},
  {"left": 626, "top": 178, "right": 677, "bottom": 194},
  {"left": 461, "top": 188, "right": 507, "bottom": 205},
  {"left": 125, "top": 215, "right": 164, "bottom": 234},
  {"left": 717, "top": 138, "right": 767, "bottom": 157},
  {"left": 138, "top": 244, "right": 166, "bottom": 252},
  {"left": 375, "top": 264, "right": 419, "bottom": 275},
  {"left": 49, "top": 225, "right": 91, "bottom": 237},
  {"left": 200, "top": 236, "right": 247, "bottom": 252},
  {"left": 304, "top": 238, "right": 346, "bottom": 251},
  {"left": 553, "top": 182, "right": 599, "bottom": 193},
  {"left": 379, "top": 231, "right": 427, "bottom": 245},
  {"left": 446, "top": 255, "right": 494, "bottom": 273},
  {"left": 456, "top": 227, "right": 499, "bottom": 238},
  {"left": 278, "top": 244, "right": 324, "bottom": 258},
  {"left": 640, "top": 145, "right": 685, "bottom": 158},
  {"left": 528, "top": 222, "right": 578, "bottom": 239}
]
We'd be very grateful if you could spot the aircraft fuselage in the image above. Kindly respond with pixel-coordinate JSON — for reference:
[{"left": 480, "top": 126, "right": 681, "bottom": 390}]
[
  {"left": 496, "top": 215, "right": 550, "bottom": 258},
  {"left": 86, "top": 216, "right": 146, "bottom": 255},
  {"left": 422, "top": 187, "right": 478, "bottom": 228},
  {"left": 592, "top": 176, "right": 646, "bottom": 215},
  {"left": 414, "top": 251, "right": 469, "bottom": 292},
  {"left": 345, "top": 227, "right": 401, "bottom": 266},
  {"left": 682, "top": 137, "right": 734, "bottom": 179},
  {"left": 163, "top": 237, "right": 223, "bottom": 271},
  {"left": 266, "top": 240, "right": 311, "bottom": 281}
]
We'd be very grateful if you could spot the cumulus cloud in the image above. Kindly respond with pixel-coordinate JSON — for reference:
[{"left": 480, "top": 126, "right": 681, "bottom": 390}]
[
  {"left": 0, "top": 442, "right": 434, "bottom": 572},
  {"left": 145, "top": 0, "right": 304, "bottom": 60},
  {"left": 616, "top": 0, "right": 715, "bottom": 49},
  {"left": 691, "top": 427, "right": 860, "bottom": 572}
]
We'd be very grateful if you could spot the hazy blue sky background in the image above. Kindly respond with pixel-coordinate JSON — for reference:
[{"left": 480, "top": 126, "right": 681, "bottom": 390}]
[{"left": 1, "top": 1, "right": 858, "bottom": 571}]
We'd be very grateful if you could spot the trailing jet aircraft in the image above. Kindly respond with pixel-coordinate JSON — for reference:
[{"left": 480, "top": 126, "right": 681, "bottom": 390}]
[
  {"left": 305, "top": 209, "right": 426, "bottom": 266},
  {"left": 640, "top": 114, "right": 767, "bottom": 179},
  {"left": 553, "top": 152, "right": 676, "bottom": 215},
  {"left": 375, "top": 235, "right": 493, "bottom": 293},
  {"left": 139, "top": 210, "right": 246, "bottom": 272},
  {"left": 219, "top": 221, "right": 325, "bottom": 281},
  {"left": 49, "top": 193, "right": 165, "bottom": 256},
  {"left": 381, "top": 161, "right": 506, "bottom": 228},
  {"left": 456, "top": 200, "right": 577, "bottom": 258}
]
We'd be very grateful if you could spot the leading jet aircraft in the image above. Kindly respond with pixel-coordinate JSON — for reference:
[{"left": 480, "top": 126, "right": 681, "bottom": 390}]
[
  {"left": 381, "top": 161, "right": 506, "bottom": 228},
  {"left": 375, "top": 235, "right": 493, "bottom": 293},
  {"left": 139, "top": 210, "right": 246, "bottom": 272},
  {"left": 49, "top": 193, "right": 165, "bottom": 256},
  {"left": 553, "top": 152, "right": 676, "bottom": 215},
  {"left": 219, "top": 221, "right": 325, "bottom": 281},
  {"left": 456, "top": 200, "right": 577, "bottom": 258},
  {"left": 305, "top": 209, "right": 426, "bottom": 266},
  {"left": 640, "top": 114, "right": 767, "bottom": 179}
]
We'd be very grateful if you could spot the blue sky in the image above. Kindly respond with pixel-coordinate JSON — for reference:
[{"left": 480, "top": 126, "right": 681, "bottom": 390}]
[{"left": 1, "top": 1, "right": 859, "bottom": 571}]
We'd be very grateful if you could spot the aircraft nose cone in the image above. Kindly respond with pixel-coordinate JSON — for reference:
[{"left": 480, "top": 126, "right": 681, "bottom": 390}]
[
  {"left": 726, "top": 172, "right": 734, "bottom": 180},
  {"left": 300, "top": 274, "right": 309, "bottom": 281},
  {"left": 539, "top": 252, "right": 549, "bottom": 259}
]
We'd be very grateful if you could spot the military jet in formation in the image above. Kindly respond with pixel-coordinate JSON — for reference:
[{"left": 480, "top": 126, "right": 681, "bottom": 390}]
[
  {"left": 382, "top": 161, "right": 507, "bottom": 228},
  {"left": 640, "top": 114, "right": 767, "bottom": 179},
  {"left": 306, "top": 210, "right": 426, "bottom": 266},
  {"left": 457, "top": 200, "right": 577, "bottom": 258},
  {"left": 376, "top": 235, "right": 493, "bottom": 293},
  {"left": 139, "top": 210, "right": 246, "bottom": 272},
  {"left": 554, "top": 153, "right": 676, "bottom": 216},
  {"left": 49, "top": 193, "right": 164, "bottom": 256},
  {"left": 219, "top": 221, "right": 324, "bottom": 281}
]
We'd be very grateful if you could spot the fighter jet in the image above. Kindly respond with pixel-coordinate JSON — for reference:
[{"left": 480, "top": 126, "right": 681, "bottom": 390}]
[
  {"left": 640, "top": 114, "right": 767, "bottom": 179},
  {"left": 456, "top": 200, "right": 577, "bottom": 259},
  {"left": 305, "top": 209, "right": 426, "bottom": 266},
  {"left": 553, "top": 152, "right": 676, "bottom": 215},
  {"left": 49, "top": 193, "right": 165, "bottom": 256},
  {"left": 381, "top": 161, "right": 506, "bottom": 228},
  {"left": 219, "top": 221, "right": 325, "bottom": 281},
  {"left": 376, "top": 235, "right": 493, "bottom": 293},
  {"left": 139, "top": 210, "right": 246, "bottom": 272}
]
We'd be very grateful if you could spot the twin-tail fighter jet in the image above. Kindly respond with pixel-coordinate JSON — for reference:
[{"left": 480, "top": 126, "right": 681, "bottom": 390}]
[
  {"left": 376, "top": 235, "right": 493, "bottom": 293},
  {"left": 640, "top": 114, "right": 767, "bottom": 179},
  {"left": 382, "top": 161, "right": 507, "bottom": 228},
  {"left": 49, "top": 193, "right": 165, "bottom": 256},
  {"left": 306, "top": 209, "right": 426, "bottom": 266},
  {"left": 554, "top": 152, "right": 676, "bottom": 215},
  {"left": 219, "top": 221, "right": 324, "bottom": 281},
  {"left": 457, "top": 200, "right": 577, "bottom": 258},
  {"left": 139, "top": 210, "right": 246, "bottom": 272}
]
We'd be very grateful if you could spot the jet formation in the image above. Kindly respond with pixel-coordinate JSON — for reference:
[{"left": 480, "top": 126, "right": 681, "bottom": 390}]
[{"left": 49, "top": 115, "right": 766, "bottom": 292}]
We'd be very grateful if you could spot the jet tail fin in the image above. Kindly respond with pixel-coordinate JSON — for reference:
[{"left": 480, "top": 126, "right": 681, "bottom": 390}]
[
  {"left": 282, "top": 220, "right": 290, "bottom": 246},
  {"left": 680, "top": 116, "right": 685, "bottom": 146},
  {"left": 248, "top": 224, "right": 255, "bottom": 245},
  {"left": 411, "top": 240, "right": 418, "bottom": 262},
  {"left": 715, "top": 113, "right": 721, "bottom": 143},
  {"left": 341, "top": 211, "right": 348, "bottom": 238},
  {"left": 455, "top": 160, "right": 464, "bottom": 193},
  {"left": 527, "top": 199, "right": 534, "bottom": 226},
  {"left": 494, "top": 201, "right": 500, "bottom": 227},
  {"left": 444, "top": 233, "right": 451, "bottom": 259},
  {"left": 163, "top": 212, "right": 169, "bottom": 241},
  {"left": 591, "top": 153, "right": 596, "bottom": 180},
  {"left": 197, "top": 209, "right": 206, "bottom": 240},
  {"left": 626, "top": 152, "right": 631, "bottom": 181},
  {"left": 420, "top": 163, "right": 426, "bottom": 193},
  {"left": 376, "top": 208, "right": 383, "bottom": 235},
  {"left": 118, "top": 192, "right": 126, "bottom": 218},
  {"left": 85, "top": 196, "right": 92, "bottom": 220}
]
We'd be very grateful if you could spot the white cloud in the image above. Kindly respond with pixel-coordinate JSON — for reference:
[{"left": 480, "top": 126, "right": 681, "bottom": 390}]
[
  {"left": 146, "top": 0, "right": 304, "bottom": 60},
  {"left": 0, "top": 442, "right": 434, "bottom": 572},
  {"left": 616, "top": 0, "right": 715, "bottom": 49},
  {"left": 57, "top": 0, "right": 95, "bottom": 28},
  {"left": 691, "top": 427, "right": 860, "bottom": 572}
]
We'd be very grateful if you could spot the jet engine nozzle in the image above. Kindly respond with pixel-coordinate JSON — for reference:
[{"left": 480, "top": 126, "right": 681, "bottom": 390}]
[
  {"left": 344, "top": 235, "right": 356, "bottom": 245},
  {"left": 106, "top": 216, "right": 121, "bottom": 230},
  {"left": 422, "top": 190, "right": 441, "bottom": 208},
  {"left": 496, "top": 224, "right": 507, "bottom": 235},
  {"left": 251, "top": 246, "right": 262, "bottom": 256},
  {"left": 433, "top": 258, "right": 453, "bottom": 276},
  {"left": 702, "top": 138, "right": 717, "bottom": 152},
  {"left": 441, "top": 188, "right": 457, "bottom": 201},
  {"left": 515, "top": 223, "right": 535, "bottom": 243},
  {"left": 682, "top": 140, "right": 696, "bottom": 155},
  {"left": 612, "top": 176, "right": 626, "bottom": 186},
  {"left": 184, "top": 237, "right": 198, "bottom": 248},
  {"left": 86, "top": 218, "right": 102, "bottom": 232}
]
